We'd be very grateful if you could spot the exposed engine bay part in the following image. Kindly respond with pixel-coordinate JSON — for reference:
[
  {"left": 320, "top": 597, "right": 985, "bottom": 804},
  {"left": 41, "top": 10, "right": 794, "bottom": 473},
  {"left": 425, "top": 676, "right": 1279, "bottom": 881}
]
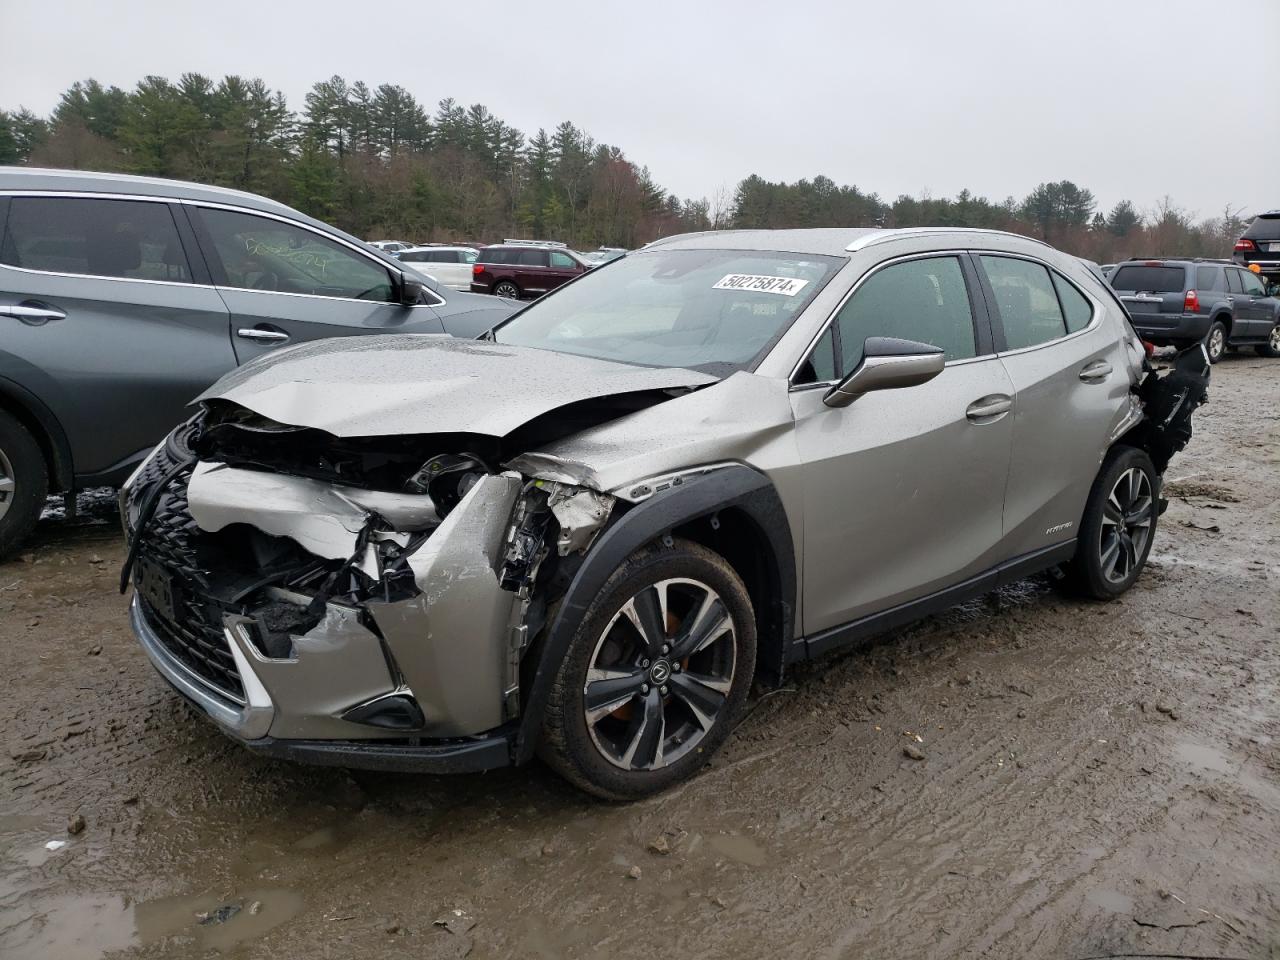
[
  {"left": 545, "top": 484, "right": 614, "bottom": 555},
  {"left": 186, "top": 461, "right": 441, "bottom": 562}
]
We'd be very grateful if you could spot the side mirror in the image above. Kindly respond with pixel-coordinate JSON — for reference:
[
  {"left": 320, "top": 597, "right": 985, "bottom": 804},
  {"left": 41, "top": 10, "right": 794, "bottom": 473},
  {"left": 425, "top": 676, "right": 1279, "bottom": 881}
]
[
  {"left": 399, "top": 273, "right": 424, "bottom": 306},
  {"left": 823, "top": 337, "right": 945, "bottom": 408}
]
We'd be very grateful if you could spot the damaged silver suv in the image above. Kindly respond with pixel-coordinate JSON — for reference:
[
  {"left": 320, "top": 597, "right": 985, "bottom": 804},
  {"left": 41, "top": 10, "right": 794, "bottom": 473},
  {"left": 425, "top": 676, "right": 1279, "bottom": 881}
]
[{"left": 121, "top": 228, "right": 1208, "bottom": 799}]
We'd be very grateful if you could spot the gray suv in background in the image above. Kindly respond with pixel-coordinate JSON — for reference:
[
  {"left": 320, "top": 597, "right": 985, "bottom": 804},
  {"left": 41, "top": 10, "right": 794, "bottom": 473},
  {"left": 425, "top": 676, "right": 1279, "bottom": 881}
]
[
  {"left": 0, "top": 168, "right": 518, "bottom": 557},
  {"left": 1108, "top": 258, "right": 1280, "bottom": 362}
]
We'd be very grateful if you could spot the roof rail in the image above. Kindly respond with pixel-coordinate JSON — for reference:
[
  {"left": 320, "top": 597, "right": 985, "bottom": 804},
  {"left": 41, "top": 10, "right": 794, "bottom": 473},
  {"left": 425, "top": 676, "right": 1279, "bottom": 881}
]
[
  {"left": 501, "top": 238, "right": 567, "bottom": 248},
  {"left": 845, "top": 227, "right": 1051, "bottom": 252}
]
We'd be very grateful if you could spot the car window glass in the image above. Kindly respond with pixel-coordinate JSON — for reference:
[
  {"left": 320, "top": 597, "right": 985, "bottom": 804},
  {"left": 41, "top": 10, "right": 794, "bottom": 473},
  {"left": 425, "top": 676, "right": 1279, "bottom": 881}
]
[
  {"left": 794, "top": 327, "right": 837, "bottom": 384},
  {"left": 980, "top": 255, "right": 1067, "bottom": 350},
  {"left": 1225, "top": 270, "right": 1244, "bottom": 294},
  {"left": 1240, "top": 270, "right": 1266, "bottom": 296},
  {"left": 400, "top": 251, "right": 426, "bottom": 262},
  {"left": 518, "top": 249, "right": 547, "bottom": 267},
  {"left": 197, "top": 208, "right": 393, "bottom": 301},
  {"left": 1195, "top": 266, "right": 1218, "bottom": 290},
  {"left": 1109, "top": 265, "right": 1185, "bottom": 292},
  {"left": 833, "top": 256, "right": 976, "bottom": 370},
  {"left": 462, "top": 250, "right": 478, "bottom": 264},
  {"left": 550, "top": 251, "right": 576, "bottom": 269},
  {"left": 1052, "top": 272, "right": 1093, "bottom": 333},
  {"left": 0, "top": 196, "right": 192, "bottom": 283}
]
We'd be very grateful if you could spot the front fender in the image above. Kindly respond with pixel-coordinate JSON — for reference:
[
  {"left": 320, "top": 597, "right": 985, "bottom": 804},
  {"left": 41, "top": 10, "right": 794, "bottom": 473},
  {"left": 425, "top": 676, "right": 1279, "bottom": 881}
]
[{"left": 513, "top": 463, "right": 795, "bottom": 765}]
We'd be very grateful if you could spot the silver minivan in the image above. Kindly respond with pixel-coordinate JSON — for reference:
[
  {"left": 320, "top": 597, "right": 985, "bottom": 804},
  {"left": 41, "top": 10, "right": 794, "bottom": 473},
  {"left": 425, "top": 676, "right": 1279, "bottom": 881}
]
[{"left": 0, "top": 168, "right": 518, "bottom": 556}]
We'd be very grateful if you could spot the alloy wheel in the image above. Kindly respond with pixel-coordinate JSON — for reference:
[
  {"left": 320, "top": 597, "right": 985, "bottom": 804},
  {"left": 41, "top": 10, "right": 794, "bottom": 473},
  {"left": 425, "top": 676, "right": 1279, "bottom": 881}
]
[
  {"left": 1099, "top": 466, "right": 1153, "bottom": 585},
  {"left": 0, "top": 444, "right": 14, "bottom": 523},
  {"left": 1207, "top": 325, "right": 1226, "bottom": 361},
  {"left": 583, "top": 577, "right": 737, "bottom": 771},
  {"left": 495, "top": 282, "right": 519, "bottom": 299}
]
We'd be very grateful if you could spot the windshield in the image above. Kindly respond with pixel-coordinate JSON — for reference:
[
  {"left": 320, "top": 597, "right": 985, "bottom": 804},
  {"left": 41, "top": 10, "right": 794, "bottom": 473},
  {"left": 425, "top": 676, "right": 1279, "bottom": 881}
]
[{"left": 493, "top": 248, "right": 842, "bottom": 371}]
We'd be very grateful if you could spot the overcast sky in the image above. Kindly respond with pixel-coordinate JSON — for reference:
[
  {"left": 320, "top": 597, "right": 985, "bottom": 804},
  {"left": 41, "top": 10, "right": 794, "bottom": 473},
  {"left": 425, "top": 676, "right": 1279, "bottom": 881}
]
[{"left": 2, "top": 0, "right": 1277, "bottom": 220}]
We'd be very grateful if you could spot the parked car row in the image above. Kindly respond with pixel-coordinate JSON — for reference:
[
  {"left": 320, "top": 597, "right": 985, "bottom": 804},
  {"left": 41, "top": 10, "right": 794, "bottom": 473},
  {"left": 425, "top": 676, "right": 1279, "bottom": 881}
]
[
  {"left": 0, "top": 168, "right": 520, "bottom": 556},
  {"left": 1107, "top": 257, "right": 1280, "bottom": 362}
]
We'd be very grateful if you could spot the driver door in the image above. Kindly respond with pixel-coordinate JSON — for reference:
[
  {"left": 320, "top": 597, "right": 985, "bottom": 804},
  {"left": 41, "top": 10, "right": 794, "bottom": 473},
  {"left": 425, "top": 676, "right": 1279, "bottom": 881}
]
[
  {"left": 186, "top": 205, "right": 445, "bottom": 364},
  {"left": 790, "top": 253, "right": 1015, "bottom": 636}
]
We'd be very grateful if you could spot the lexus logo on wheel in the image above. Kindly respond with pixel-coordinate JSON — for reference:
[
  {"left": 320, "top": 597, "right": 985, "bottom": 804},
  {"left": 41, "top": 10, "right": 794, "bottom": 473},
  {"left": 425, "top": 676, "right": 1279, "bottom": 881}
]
[{"left": 649, "top": 660, "right": 671, "bottom": 684}]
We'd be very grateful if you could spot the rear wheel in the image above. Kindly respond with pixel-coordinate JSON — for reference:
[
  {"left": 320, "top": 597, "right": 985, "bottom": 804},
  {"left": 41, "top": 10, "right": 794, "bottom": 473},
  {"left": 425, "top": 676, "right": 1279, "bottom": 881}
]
[
  {"left": 1257, "top": 322, "right": 1280, "bottom": 358},
  {"left": 1064, "top": 447, "right": 1158, "bottom": 600},
  {"left": 1205, "top": 320, "right": 1227, "bottom": 363},
  {"left": 0, "top": 410, "right": 48, "bottom": 560},
  {"left": 539, "top": 539, "right": 756, "bottom": 800},
  {"left": 493, "top": 280, "right": 520, "bottom": 299}
]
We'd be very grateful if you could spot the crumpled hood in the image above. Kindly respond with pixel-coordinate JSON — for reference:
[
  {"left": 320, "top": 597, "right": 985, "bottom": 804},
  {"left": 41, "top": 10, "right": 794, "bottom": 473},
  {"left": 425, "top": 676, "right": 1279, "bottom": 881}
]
[{"left": 196, "top": 335, "right": 717, "bottom": 437}]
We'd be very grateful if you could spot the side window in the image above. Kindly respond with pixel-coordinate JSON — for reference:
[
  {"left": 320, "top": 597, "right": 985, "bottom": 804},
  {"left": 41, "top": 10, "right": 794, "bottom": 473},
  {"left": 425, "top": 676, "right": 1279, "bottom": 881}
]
[
  {"left": 833, "top": 256, "right": 977, "bottom": 371},
  {"left": 1225, "top": 269, "right": 1244, "bottom": 294},
  {"left": 1240, "top": 270, "right": 1266, "bottom": 296},
  {"left": 549, "top": 250, "right": 577, "bottom": 269},
  {"left": 979, "top": 256, "right": 1067, "bottom": 350},
  {"left": 195, "top": 208, "right": 393, "bottom": 301},
  {"left": 1052, "top": 272, "right": 1093, "bottom": 333},
  {"left": 794, "top": 328, "right": 837, "bottom": 384},
  {"left": 518, "top": 249, "right": 548, "bottom": 267},
  {"left": 462, "top": 250, "right": 478, "bottom": 264},
  {"left": 0, "top": 196, "right": 192, "bottom": 283},
  {"left": 400, "top": 251, "right": 426, "bottom": 263},
  {"left": 1195, "top": 266, "right": 1219, "bottom": 290},
  {"left": 425, "top": 251, "right": 450, "bottom": 263}
]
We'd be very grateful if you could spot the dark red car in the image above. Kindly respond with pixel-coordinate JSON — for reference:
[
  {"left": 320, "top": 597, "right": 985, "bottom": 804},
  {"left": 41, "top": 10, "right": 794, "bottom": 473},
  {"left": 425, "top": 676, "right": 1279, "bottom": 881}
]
[{"left": 471, "top": 242, "right": 589, "bottom": 299}]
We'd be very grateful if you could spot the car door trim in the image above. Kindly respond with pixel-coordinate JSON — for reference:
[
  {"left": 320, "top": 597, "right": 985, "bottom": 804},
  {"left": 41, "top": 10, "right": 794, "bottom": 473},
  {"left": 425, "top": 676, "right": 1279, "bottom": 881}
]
[
  {"left": 795, "top": 539, "right": 1077, "bottom": 662},
  {"left": 787, "top": 249, "right": 995, "bottom": 386}
]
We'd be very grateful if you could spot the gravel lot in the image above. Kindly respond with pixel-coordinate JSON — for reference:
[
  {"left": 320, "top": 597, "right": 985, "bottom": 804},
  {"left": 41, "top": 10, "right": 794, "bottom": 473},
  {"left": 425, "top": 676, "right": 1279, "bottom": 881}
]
[{"left": 1, "top": 356, "right": 1277, "bottom": 960}]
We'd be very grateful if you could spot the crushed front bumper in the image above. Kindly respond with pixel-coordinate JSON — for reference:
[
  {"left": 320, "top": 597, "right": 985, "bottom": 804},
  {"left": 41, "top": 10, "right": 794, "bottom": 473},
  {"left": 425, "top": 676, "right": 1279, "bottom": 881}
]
[{"left": 131, "top": 594, "right": 517, "bottom": 773}]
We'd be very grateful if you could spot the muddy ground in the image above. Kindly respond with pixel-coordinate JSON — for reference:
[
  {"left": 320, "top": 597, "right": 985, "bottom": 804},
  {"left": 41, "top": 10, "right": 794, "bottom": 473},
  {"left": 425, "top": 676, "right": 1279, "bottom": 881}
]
[{"left": 1, "top": 357, "right": 1277, "bottom": 960}]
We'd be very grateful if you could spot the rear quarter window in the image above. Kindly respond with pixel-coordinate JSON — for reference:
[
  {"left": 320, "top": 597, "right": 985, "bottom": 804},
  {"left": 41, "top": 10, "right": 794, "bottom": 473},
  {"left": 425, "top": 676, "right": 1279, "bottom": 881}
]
[
  {"left": 1110, "top": 265, "right": 1186, "bottom": 293},
  {"left": 1195, "top": 266, "right": 1220, "bottom": 290}
]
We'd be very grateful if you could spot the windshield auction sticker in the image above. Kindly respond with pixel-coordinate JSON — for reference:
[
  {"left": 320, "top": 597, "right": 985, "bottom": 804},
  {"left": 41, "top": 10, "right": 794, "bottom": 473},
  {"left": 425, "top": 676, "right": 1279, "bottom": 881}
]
[{"left": 713, "top": 274, "right": 810, "bottom": 296}]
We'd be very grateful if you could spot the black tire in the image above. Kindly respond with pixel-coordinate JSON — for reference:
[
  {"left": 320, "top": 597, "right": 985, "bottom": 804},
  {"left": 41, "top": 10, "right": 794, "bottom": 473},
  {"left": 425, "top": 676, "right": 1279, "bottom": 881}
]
[
  {"left": 493, "top": 280, "right": 520, "bottom": 300},
  {"left": 538, "top": 538, "right": 756, "bottom": 800},
  {"left": 1064, "top": 446, "right": 1158, "bottom": 601},
  {"left": 0, "top": 409, "right": 48, "bottom": 560},
  {"left": 1257, "top": 322, "right": 1280, "bottom": 358},
  {"left": 1204, "top": 320, "right": 1227, "bottom": 363}
]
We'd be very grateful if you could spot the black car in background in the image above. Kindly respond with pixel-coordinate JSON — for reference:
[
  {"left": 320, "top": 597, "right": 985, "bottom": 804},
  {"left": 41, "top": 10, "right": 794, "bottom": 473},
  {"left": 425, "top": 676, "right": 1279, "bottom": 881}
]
[
  {"left": 1233, "top": 210, "right": 1280, "bottom": 282},
  {"left": 1108, "top": 258, "right": 1280, "bottom": 362}
]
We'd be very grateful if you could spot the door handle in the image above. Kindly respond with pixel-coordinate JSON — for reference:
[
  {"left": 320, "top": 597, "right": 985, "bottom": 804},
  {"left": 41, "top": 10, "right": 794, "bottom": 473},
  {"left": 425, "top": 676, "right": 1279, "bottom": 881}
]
[
  {"left": 237, "top": 327, "right": 290, "bottom": 342},
  {"left": 1079, "top": 360, "right": 1112, "bottom": 383},
  {"left": 965, "top": 395, "right": 1013, "bottom": 421},
  {"left": 1, "top": 300, "right": 67, "bottom": 324}
]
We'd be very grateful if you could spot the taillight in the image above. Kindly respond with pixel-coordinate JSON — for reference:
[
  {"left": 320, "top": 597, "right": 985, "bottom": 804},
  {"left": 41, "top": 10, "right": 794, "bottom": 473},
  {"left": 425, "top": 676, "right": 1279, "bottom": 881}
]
[
  {"left": 1141, "top": 339, "right": 1156, "bottom": 358},
  {"left": 1184, "top": 289, "right": 1200, "bottom": 313},
  {"left": 472, "top": 264, "right": 484, "bottom": 275},
  {"left": 1234, "top": 238, "right": 1257, "bottom": 252}
]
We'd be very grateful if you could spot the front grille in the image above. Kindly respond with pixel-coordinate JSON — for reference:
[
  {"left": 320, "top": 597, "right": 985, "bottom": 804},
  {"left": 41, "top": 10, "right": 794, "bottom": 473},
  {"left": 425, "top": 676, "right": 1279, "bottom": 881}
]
[{"left": 132, "top": 457, "right": 246, "bottom": 702}]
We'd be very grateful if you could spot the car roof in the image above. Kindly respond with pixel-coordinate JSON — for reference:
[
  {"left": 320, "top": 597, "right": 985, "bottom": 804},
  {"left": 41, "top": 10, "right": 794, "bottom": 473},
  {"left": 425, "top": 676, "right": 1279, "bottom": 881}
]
[
  {"left": 643, "top": 227, "right": 1052, "bottom": 257},
  {"left": 0, "top": 166, "right": 299, "bottom": 215}
]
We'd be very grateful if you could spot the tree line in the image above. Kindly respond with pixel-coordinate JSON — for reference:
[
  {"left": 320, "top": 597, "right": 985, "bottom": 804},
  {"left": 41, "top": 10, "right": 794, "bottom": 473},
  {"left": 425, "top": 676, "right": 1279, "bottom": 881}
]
[{"left": 0, "top": 75, "right": 1246, "bottom": 260}]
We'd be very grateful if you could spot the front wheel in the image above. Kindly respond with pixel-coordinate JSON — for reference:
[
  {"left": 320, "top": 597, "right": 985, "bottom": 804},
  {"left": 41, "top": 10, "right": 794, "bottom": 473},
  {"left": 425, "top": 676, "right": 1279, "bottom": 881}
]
[
  {"left": 0, "top": 410, "right": 48, "bottom": 560},
  {"left": 1257, "top": 322, "right": 1280, "bottom": 358},
  {"left": 1064, "top": 447, "right": 1158, "bottom": 600},
  {"left": 1205, "top": 320, "right": 1227, "bottom": 363},
  {"left": 539, "top": 539, "right": 756, "bottom": 800},
  {"left": 493, "top": 280, "right": 520, "bottom": 299}
]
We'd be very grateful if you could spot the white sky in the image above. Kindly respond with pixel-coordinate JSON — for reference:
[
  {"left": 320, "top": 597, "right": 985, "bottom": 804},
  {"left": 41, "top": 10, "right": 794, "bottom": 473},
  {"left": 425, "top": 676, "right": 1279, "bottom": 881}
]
[{"left": 2, "top": 0, "right": 1277, "bottom": 220}]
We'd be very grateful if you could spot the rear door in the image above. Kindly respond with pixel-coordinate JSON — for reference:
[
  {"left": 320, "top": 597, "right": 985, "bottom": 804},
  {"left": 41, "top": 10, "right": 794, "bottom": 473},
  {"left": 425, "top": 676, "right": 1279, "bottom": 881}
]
[
  {"left": 1235, "top": 267, "right": 1272, "bottom": 337},
  {"left": 514, "top": 249, "right": 551, "bottom": 295},
  {"left": 978, "top": 253, "right": 1128, "bottom": 561},
  {"left": 791, "top": 253, "right": 1015, "bottom": 634},
  {"left": 187, "top": 205, "right": 446, "bottom": 363},
  {"left": 0, "top": 193, "right": 233, "bottom": 480}
]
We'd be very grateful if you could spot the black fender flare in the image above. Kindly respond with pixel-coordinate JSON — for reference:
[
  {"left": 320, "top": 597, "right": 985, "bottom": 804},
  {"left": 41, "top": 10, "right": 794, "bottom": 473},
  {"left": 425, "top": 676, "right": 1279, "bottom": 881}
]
[
  {"left": 0, "top": 375, "right": 74, "bottom": 492},
  {"left": 512, "top": 463, "right": 796, "bottom": 765}
]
